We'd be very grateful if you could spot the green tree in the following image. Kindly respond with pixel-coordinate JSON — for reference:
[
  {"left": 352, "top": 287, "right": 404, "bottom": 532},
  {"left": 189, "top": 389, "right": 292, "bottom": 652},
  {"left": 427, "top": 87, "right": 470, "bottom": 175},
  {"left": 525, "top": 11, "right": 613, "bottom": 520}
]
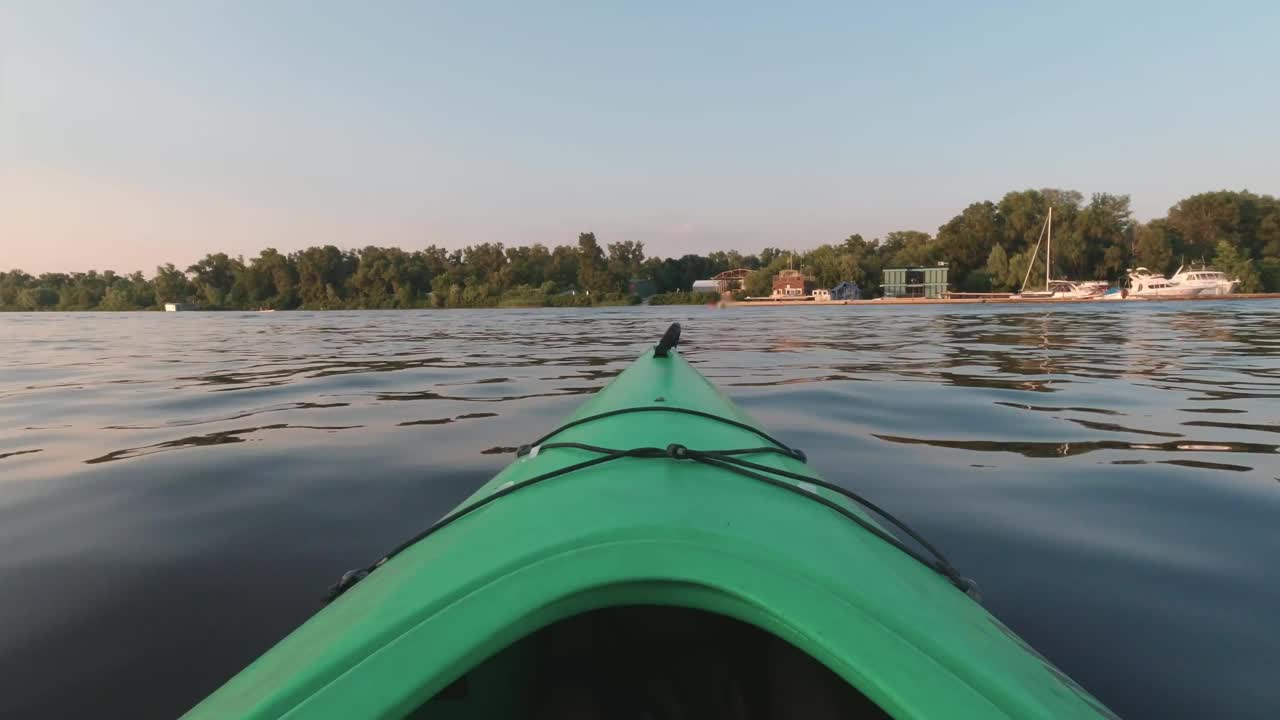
[
  {"left": 247, "top": 249, "right": 299, "bottom": 308},
  {"left": 606, "top": 240, "right": 645, "bottom": 293},
  {"left": 576, "top": 233, "right": 608, "bottom": 294},
  {"left": 1261, "top": 258, "right": 1280, "bottom": 293},
  {"left": 757, "top": 248, "right": 785, "bottom": 267},
  {"left": 187, "top": 253, "right": 242, "bottom": 306},
  {"left": 878, "top": 231, "right": 936, "bottom": 269},
  {"left": 547, "top": 245, "right": 580, "bottom": 291},
  {"left": 351, "top": 246, "right": 423, "bottom": 308},
  {"left": 801, "top": 245, "right": 838, "bottom": 287},
  {"left": 462, "top": 243, "right": 508, "bottom": 286},
  {"left": 1046, "top": 208, "right": 1086, "bottom": 279},
  {"left": 1166, "top": 191, "right": 1250, "bottom": 262},
  {"left": 99, "top": 282, "right": 147, "bottom": 310},
  {"left": 153, "top": 264, "right": 194, "bottom": 305},
  {"left": 0, "top": 271, "right": 33, "bottom": 307},
  {"left": 1212, "top": 240, "right": 1262, "bottom": 292},
  {"left": 1006, "top": 249, "right": 1036, "bottom": 292},
  {"left": 18, "top": 287, "right": 59, "bottom": 310},
  {"left": 418, "top": 246, "right": 453, "bottom": 291},
  {"left": 1132, "top": 221, "right": 1174, "bottom": 275},
  {"left": 57, "top": 273, "right": 104, "bottom": 309},
  {"left": 997, "top": 190, "right": 1050, "bottom": 256},
  {"left": 506, "top": 244, "right": 551, "bottom": 288},
  {"left": 985, "top": 244, "right": 1011, "bottom": 291},
  {"left": 1076, "top": 193, "right": 1132, "bottom": 279},
  {"left": 936, "top": 202, "right": 1001, "bottom": 279},
  {"left": 839, "top": 234, "right": 879, "bottom": 293},
  {"left": 958, "top": 271, "right": 991, "bottom": 292},
  {"left": 743, "top": 268, "right": 774, "bottom": 297},
  {"left": 294, "top": 245, "right": 356, "bottom": 307},
  {"left": 111, "top": 271, "right": 153, "bottom": 309},
  {"left": 1260, "top": 209, "right": 1280, "bottom": 259}
]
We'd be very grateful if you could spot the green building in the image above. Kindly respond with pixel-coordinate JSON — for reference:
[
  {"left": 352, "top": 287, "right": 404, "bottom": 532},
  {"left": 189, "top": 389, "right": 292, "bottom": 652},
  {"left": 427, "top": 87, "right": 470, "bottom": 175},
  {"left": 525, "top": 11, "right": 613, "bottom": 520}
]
[{"left": 882, "top": 264, "right": 949, "bottom": 298}]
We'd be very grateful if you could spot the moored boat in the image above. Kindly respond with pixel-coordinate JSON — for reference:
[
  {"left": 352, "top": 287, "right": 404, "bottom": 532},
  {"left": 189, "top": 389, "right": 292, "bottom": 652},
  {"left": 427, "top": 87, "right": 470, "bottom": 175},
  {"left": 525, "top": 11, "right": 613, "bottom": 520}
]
[
  {"left": 1124, "top": 264, "right": 1238, "bottom": 299},
  {"left": 1015, "top": 279, "right": 1107, "bottom": 300},
  {"left": 1168, "top": 264, "right": 1238, "bottom": 296},
  {"left": 183, "top": 324, "right": 1118, "bottom": 720},
  {"left": 1013, "top": 207, "right": 1107, "bottom": 300}
]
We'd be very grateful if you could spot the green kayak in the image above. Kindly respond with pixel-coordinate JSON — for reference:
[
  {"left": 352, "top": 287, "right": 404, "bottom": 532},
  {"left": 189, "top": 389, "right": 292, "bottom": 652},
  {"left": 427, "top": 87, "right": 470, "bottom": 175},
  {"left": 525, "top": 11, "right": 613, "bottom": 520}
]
[{"left": 185, "top": 324, "right": 1116, "bottom": 720}]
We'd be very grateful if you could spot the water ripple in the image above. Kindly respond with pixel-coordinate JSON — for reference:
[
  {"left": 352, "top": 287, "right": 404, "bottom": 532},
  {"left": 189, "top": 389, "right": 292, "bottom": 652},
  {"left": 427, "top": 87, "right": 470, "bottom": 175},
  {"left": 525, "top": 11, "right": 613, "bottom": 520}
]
[
  {"left": 2, "top": 303, "right": 1279, "bottom": 720},
  {"left": 83, "top": 424, "right": 364, "bottom": 464},
  {"left": 873, "top": 434, "right": 1277, "bottom": 464}
]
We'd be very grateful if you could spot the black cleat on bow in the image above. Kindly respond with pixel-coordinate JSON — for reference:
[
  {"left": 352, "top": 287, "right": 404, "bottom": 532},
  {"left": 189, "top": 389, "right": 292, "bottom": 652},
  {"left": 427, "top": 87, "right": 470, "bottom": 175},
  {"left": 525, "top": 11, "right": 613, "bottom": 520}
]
[{"left": 654, "top": 322, "right": 681, "bottom": 357}]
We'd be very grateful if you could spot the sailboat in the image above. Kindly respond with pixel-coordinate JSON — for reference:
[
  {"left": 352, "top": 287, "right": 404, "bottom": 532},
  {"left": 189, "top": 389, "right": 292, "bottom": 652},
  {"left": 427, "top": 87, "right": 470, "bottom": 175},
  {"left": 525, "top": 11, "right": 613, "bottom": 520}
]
[{"left": 1013, "top": 207, "right": 1106, "bottom": 300}]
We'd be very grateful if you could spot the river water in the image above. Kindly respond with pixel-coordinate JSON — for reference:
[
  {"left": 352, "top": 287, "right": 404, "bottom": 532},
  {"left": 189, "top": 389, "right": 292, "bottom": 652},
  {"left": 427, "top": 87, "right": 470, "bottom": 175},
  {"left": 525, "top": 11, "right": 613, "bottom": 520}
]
[{"left": 2, "top": 303, "right": 1278, "bottom": 719}]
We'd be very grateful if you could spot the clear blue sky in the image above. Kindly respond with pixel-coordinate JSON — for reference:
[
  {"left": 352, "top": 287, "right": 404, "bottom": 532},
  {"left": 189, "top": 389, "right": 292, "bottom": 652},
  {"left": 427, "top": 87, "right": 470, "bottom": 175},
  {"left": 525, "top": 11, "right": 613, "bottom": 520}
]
[{"left": 3, "top": 1, "right": 1277, "bottom": 273}]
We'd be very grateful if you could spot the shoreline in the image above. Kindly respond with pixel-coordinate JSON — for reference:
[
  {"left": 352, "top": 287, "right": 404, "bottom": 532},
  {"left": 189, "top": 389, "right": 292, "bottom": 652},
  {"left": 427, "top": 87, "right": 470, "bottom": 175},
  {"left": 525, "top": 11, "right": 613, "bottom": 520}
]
[
  {"left": 5, "top": 293, "right": 1280, "bottom": 312},
  {"left": 725, "top": 293, "right": 1280, "bottom": 307}
]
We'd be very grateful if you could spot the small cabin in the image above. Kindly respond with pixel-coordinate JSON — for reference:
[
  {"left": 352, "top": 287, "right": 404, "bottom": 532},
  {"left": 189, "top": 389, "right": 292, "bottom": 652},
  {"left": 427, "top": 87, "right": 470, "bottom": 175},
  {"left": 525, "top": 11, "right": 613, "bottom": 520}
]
[
  {"left": 813, "top": 289, "right": 831, "bottom": 301},
  {"left": 164, "top": 303, "right": 196, "bottom": 312},
  {"left": 831, "top": 281, "right": 861, "bottom": 301}
]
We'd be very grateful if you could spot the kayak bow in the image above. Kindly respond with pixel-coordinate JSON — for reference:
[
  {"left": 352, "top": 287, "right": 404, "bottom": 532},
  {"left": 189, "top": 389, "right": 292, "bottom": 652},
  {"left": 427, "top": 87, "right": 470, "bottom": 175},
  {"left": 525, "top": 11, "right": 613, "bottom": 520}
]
[{"left": 185, "top": 323, "right": 1116, "bottom": 720}]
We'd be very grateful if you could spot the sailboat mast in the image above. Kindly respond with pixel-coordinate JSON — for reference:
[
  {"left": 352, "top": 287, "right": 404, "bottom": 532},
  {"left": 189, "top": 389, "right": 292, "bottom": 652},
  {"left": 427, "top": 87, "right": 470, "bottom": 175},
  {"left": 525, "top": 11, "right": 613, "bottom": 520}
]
[
  {"left": 1046, "top": 206, "right": 1052, "bottom": 289},
  {"left": 1018, "top": 212, "right": 1050, "bottom": 294}
]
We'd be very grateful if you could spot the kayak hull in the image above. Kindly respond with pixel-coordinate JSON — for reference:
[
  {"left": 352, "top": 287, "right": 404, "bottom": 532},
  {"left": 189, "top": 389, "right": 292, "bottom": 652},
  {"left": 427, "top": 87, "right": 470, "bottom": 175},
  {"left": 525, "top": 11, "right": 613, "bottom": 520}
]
[{"left": 184, "top": 343, "right": 1115, "bottom": 719}]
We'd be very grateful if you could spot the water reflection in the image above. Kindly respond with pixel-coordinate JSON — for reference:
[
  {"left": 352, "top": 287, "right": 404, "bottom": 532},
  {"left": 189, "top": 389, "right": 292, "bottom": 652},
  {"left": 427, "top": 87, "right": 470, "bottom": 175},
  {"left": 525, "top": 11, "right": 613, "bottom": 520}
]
[
  {"left": 1066, "top": 419, "right": 1183, "bottom": 438},
  {"left": 102, "top": 402, "right": 350, "bottom": 430},
  {"left": 372, "top": 387, "right": 598, "bottom": 403},
  {"left": 1161, "top": 459, "right": 1254, "bottom": 473},
  {"left": 874, "top": 433, "right": 1275, "bottom": 465},
  {"left": 83, "top": 423, "right": 362, "bottom": 464},
  {"left": 1182, "top": 420, "right": 1280, "bottom": 435},
  {"left": 994, "top": 402, "right": 1122, "bottom": 416},
  {"left": 397, "top": 412, "right": 498, "bottom": 427}
]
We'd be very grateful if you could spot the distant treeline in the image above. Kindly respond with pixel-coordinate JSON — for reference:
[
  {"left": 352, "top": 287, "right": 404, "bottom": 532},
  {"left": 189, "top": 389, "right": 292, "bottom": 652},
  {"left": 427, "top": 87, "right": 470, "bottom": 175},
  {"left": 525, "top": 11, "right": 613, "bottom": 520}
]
[{"left": 3, "top": 189, "right": 1277, "bottom": 311}]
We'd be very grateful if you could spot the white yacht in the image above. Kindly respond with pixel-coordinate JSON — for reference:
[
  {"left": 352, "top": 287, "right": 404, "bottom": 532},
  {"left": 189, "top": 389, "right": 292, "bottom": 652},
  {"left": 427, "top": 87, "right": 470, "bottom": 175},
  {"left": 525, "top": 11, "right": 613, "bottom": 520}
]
[
  {"left": 1124, "top": 268, "right": 1188, "bottom": 298},
  {"left": 1125, "top": 265, "right": 1238, "bottom": 298},
  {"left": 1168, "top": 265, "right": 1238, "bottom": 296}
]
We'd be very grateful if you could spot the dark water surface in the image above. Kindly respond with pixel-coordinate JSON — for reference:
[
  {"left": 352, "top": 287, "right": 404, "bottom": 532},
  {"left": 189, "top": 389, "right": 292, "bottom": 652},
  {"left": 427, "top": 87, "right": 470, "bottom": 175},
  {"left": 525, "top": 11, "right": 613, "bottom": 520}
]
[{"left": 2, "top": 304, "right": 1279, "bottom": 719}]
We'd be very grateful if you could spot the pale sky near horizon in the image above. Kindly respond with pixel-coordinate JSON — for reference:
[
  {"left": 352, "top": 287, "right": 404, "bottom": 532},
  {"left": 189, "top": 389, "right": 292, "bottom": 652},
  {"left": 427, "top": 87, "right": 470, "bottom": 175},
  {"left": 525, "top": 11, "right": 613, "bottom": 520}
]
[{"left": 2, "top": 1, "right": 1277, "bottom": 274}]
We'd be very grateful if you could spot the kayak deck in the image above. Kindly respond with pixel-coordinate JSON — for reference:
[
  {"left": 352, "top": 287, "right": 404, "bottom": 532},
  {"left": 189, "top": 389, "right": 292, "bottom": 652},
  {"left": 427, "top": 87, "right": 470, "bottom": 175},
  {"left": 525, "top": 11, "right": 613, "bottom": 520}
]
[{"left": 184, "top": 328, "right": 1116, "bottom": 720}]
